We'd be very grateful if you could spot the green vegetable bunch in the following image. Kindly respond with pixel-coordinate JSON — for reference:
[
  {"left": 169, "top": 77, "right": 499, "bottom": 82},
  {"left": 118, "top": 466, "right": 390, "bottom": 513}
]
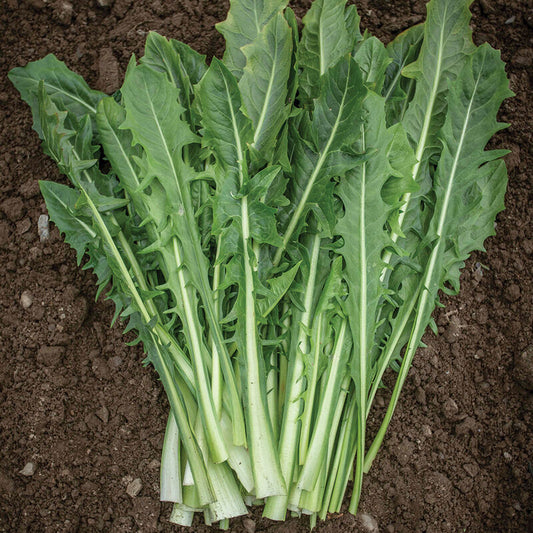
[{"left": 9, "top": 0, "right": 512, "bottom": 527}]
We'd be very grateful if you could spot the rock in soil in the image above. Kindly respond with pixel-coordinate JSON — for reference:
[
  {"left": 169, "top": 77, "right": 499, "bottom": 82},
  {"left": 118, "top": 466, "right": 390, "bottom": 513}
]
[
  {"left": 442, "top": 398, "right": 459, "bottom": 419},
  {"left": 19, "top": 463, "right": 36, "bottom": 477},
  {"left": 359, "top": 513, "right": 379, "bottom": 532},
  {"left": 505, "top": 283, "right": 521, "bottom": 302},
  {"left": 126, "top": 478, "right": 142, "bottom": 497},
  {"left": 38, "top": 214, "right": 49, "bottom": 242},
  {"left": 20, "top": 290, "right": 33, "bottom": 309}
]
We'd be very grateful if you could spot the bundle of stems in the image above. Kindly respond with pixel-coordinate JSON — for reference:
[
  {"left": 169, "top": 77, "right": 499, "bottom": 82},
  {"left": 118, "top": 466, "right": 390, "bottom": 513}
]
[{"left": 9, "top": 0, "right": 512, "bottom": 527}]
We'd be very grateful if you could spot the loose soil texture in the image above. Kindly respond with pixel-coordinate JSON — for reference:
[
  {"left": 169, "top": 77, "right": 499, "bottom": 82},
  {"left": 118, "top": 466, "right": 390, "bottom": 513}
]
[{"left": 0, "top": 1, "right": 531, "bottom": 532}]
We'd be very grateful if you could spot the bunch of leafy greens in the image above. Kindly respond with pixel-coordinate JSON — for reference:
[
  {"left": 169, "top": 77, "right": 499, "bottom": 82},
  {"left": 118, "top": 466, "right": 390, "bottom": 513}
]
[{"left": 9, "top": 0, "right": 512, "bottom": 527}]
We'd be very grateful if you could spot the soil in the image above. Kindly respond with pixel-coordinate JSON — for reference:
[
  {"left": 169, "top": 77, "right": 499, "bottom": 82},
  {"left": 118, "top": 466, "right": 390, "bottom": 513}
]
[{"left": 0, "top": 0, "right": 531, "bottom": 532}]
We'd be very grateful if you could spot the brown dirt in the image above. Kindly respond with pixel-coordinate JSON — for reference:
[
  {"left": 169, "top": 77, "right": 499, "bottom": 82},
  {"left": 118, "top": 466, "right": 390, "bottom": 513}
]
[{"left": 0, "top": 0, "right": 531, "bottom": 532}]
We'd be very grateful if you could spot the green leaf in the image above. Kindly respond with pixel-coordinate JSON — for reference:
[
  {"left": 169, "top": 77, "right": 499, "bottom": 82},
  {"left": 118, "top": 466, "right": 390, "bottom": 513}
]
[
  {"left": 353, "top": 37, "right": 391, "bottom": 93},
  {"left": 312, "top": 57, "right": 365, "bottom": 152},
  {"left": 426, "top": 44, "right": 513, "bottom": 296},
  {"left": 257, "top": 261, "right": 301, "bottom": 318},
  {"left": 216, "top": 0, "right": 288, "bottom": 79},
  {"left": 141, "top": 32, "right": 207, "bottom": 129},
  {"left": 383, "top": 24, "right": 424, "bottom": 125},
  {"left": 120, "top": 63, "right": 198, "bottom": 189},
  {"left": 402, "top": 0, "right": 475, "bottom": 175},
  {"left": 39, "top": 181, "right": 96, "bottom": 263},
  {"left": 196, "top": 48, "right": 286, "bottom": 499},
  {"left": 239, "top": 12, "right": 293, "bottom": 160},
  {"left": 9, "top": 54, "right": 105, "bottom": 137},
  {"left": 334, "top": 91, "right": 414, "bottom": 511},
  {"left": 298, "top": 0, "right": 356, "bottom": 100},
  {"left": 365, "top": 42, "right": 513, "bottom": 483},
  {"left": 121, "top": 62, "right": 232, "bottom": 464},
  {"left": 275, "top": 56, "right": 366, "bottom": 262},
  {"left": 196, "top": 58, "right": 252, "bottom": 181}
]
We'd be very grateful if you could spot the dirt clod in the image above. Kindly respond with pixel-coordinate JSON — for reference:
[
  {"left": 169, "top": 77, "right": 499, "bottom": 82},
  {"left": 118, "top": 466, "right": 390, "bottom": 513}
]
[
  {"left": 456, "top": 416, "right": 479, "bottom": 436},
  {"left": 1, "top": 197, "right": 25, "bottom": 221},
  {"left": 36, "top": 345, "right": 65, "bottom": 367},
  {"left": 0, "top": 471, "right": 15, "bottom": 495},
  {"left": 242, "top": 517, "right": 256, "bottom": 533},
  {"left": 97, "top": 47, "right": 120, "bottom": 93},
  {"left": 442, "top": 398, "right": 459, "bottom": 419},
  {"left": 505, "top": 283, "right": 521, "bottom": 302},
  {"left": 463, "top": 463, "right": 480, "bottom": 477},
  {"left": 513, "top": 345, "right": 533, "bottom": 391},
  {"left": 52, "top": 0, "right": 73, "bottom": 24}
]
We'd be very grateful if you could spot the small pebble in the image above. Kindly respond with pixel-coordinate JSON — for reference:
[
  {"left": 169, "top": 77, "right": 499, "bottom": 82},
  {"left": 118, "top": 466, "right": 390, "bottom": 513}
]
[
  {"left": 503, "top": 452, "right": 512, "bottom": 462},
  {"left": 444, "top": 316, "right": 461, "bottom": 344},
  {"left": 148, "top": 459, "right": 160, "bottom": 470},
  {"left": 38, "top": 214, "right": 49, "bottom": 242},
  {"left": 473, "top": 262, "right": 484, "bottom": 282},
  {"left": 126, "top": 478, "right": 142, "bottom": 497},
  {"left": 20, "top": 290, "right": 33, "bottom": 309},
  {"left": 505, "top": 15, "right": 516, "bottom": 24},
  {"left": 97, "top": 0, "right": 114, "bottom": 6},
  {"left": 359, "top": 513, "right": 379, "bottom": 532},
  {"left": 17, "top": 218, "right": 31, "bottom": 235},
  {"left": 19, "top": 462, "right": 36, "bottom": 477}
]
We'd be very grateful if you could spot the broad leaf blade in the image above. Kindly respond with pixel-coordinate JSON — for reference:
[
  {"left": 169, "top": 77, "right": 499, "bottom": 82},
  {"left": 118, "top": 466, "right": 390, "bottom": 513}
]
[
  {"left": 298, "top": 0, "right": 355, "bottom": 100},
  {"left": 353, "top": 36, "right": 391, "bottom": 93},
  {"left": 334, "top": 91, "right": 416, "bottom": 511},
  {"left": 141, "top": 32, "right": 207, "bottom": 129},
  {"left": 196, "top": 53, "right": 286, "bottom": 498},
  {"left": 383, "top": 24, "right": 424, "bottom": 125},
  {"left": 217, "top": 0, "right": 288, "bottom": 79},
  {"left": 275, "top": 56, "right": 366, "bottom": 258},
  {"left": 402, "top": 0, "right": 475, "bottom": 173},
  {"left": 239, "top": 12, "right": 293, "bottom": 160},
  {"left": 9, "top": 54, "right": 104, "bottom": 136}
]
